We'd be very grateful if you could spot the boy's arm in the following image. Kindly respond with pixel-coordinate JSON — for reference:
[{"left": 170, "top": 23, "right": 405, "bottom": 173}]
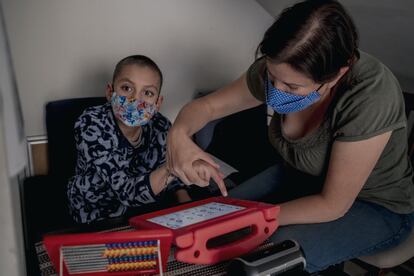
[
  {"left": 69, "top": 119, "right": 162, "bottom": 210},
  {"left": 174, "top": 189, "right": 192, "bottom": 203}
]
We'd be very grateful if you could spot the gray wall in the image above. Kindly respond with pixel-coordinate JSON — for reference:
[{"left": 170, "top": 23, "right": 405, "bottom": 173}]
[
  {"left": 256, "top": 0, "right": 414, "bottom": 93},
  {"left": 2, "top": 0, "right": 273, "bottom": 137}
]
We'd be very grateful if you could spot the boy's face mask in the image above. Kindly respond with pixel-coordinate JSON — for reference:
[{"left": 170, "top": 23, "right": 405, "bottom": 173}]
[
  {"left": 111, "top": 92, "right": 157, "bottom": 127},
  {"left": 265, "top": 78, "right": 321, "bottom": 114}
]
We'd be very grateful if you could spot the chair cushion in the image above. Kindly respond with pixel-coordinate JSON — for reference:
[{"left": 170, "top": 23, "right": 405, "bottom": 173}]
[{"left": 358, "top": 228, "right": 414, "bottom": 268}]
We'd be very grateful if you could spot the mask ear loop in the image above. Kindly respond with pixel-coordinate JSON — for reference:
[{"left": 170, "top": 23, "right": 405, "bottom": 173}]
[
  {"left": 154, "top": 94, "right": 160, "bottom": 105},
  {"left": 315, "top": 83, "right": 324, "bottom": 92},
  {"left": 264, "top": 70, "right": 271, "bottom": 98}
]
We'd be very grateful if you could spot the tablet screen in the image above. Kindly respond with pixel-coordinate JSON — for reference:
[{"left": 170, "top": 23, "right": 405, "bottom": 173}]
[{"left": 147, "top": 202, "right": 245, "bottom": 229}]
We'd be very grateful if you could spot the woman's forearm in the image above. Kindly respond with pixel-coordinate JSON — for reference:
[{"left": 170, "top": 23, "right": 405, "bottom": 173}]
[
  {"left": 171, "top": 74, "right": 261, "bottom": 137},
  {"left": 171, "top": 97, "right": 215, "bottom": 137},
  {"left": 279, "top": 194, "right": 347, "bottom": 226}
]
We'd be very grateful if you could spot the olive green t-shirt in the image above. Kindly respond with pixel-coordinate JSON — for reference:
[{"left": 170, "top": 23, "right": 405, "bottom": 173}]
[{"left": 246, "top": 51, "right": 414, "bottom": 214}]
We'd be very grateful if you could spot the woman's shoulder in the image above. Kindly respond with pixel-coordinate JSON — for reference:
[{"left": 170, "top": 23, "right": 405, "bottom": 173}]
[
  {"left": 246, "top": 57, "right": 267, "bottom": 101},
  {"left": 331, "top": 51, "right": 406, "bottom": 140},
  {"left": 335, "top": 51, "right": 404, "bottom": 111}
]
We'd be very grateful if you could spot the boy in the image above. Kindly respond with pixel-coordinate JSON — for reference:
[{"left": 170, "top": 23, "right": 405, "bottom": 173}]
[{"left": 67, "top": 55, "right": 190, "bottom": 223}]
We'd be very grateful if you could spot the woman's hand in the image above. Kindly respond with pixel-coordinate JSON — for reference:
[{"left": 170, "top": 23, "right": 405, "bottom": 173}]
[
  {"left": 192, "top": 159, "right": 227, "bottom": 196},
  {"left": 166, "top": 126, "right": 220, "bottom": 185},
  {"left": 166, "top": 73, "right": 260, "bottom": 197},
  {"left": 166, "top": 128, "right": 228, "bottom": 196}
]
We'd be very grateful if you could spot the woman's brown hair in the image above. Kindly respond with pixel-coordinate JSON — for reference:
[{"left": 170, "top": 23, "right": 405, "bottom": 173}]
[{"left": 257, "top": 0, "right": 359, "bottom": 86}]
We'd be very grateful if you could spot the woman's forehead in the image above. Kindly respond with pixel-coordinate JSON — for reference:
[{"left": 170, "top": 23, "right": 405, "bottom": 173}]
[{"left": 265, "top": 61, "right": 314, "bottom": 86}]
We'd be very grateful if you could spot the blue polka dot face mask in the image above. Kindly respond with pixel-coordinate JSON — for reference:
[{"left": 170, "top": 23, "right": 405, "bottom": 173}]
[{"left": 265, "top": 77, "right": 322, "bottom": 114}]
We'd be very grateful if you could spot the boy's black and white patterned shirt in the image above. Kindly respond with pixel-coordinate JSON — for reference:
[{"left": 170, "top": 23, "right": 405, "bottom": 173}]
[{"left": 67, "top": 103, "right": 181, "bottom": 223}]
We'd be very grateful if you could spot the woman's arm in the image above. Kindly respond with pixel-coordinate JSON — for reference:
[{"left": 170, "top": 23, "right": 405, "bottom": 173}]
[
  {"left": 167, "top": 74, "right": 262, "bottom": 187},
  {"left": 278, "top": 131, "right": 392, "bottom": 226}
]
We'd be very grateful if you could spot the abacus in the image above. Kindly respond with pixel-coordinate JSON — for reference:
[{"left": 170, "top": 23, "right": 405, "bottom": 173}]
[{"left": 43, "top": 229, "right": 173, "bottom": 276}]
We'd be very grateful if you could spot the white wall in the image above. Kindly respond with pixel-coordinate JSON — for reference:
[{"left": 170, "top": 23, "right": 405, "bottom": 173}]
[
  {"left": 2, "top": 0, "right": 273, "bottom": 137},
  {"left": 1, "top": 3, "right": 26, "bottom": 275},
  {"left": 256, "top": 0, "right": 414, "bottom": 93},
  {"left": 0, "top": 170, "right": 26, "bottom": 276}
]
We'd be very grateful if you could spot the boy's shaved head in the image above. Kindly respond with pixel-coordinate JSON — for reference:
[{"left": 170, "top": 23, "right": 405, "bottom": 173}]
[{"left": 113, "top": 55, "right": 163, "bottom": 92}]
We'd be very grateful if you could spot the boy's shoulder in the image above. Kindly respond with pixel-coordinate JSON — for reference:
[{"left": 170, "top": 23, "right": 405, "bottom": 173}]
[
  {"left": 150, "top": 112, "right": 172, "bottom": 132},
  {"left": 80, "top": 102, "right": 110, "bottom": 118},
  {"left": 76, "top": 103, "right": 113, "bottom": 129}
]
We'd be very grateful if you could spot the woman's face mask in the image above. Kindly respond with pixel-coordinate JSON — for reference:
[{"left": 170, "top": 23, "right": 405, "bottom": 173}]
[
  {"left": 111, "top": 92, "right": 157, "bottom": 127},
  {"left": 265, "top": 77, "right": 322, "bottom": 114}
]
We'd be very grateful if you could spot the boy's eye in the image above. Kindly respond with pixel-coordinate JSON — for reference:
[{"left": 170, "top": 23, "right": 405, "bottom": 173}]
[
  {"left": 121, "top": 85, "right": 134, "bottom": 93},
  {"left": 144, "top": 90, "right": 155, "bottom": 97}
]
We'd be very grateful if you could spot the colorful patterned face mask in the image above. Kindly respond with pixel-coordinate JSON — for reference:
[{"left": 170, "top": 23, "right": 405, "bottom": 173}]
[
  {"left": 111, "top": 92, "right": 157, "bottom": 127},
  {"left": 265, "top": 78, "right": 321, "bottom": 114}
]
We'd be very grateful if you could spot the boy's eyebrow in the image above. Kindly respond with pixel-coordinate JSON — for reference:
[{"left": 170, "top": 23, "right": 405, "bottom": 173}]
[
  {"left": 142, "top": 84, "right": 159, "bottom": 91},
  {"left": 117, "top": 78, "right": 159, "bottom": 91},
  {"left": 117, "top": 77, "right": 134, "bottom": 84}
]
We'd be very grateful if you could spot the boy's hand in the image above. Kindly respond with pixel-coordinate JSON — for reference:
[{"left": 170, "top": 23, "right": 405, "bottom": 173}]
[
  {"left": 174, "top": 189, "right": 192, "bottom": 203},
  {"left": 192, "top": 159, "right": 227, "bottom": 196}
]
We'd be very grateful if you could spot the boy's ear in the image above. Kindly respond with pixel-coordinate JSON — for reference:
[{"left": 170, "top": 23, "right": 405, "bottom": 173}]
[
  {"left": 155, "top": 95, "right": 164, "bottom": 112},
  {"left": 106, "top": 83, "right": 113, "bottom": 102}
]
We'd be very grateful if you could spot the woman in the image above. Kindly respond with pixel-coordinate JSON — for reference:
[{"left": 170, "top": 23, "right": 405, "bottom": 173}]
[{"left": 167, "top": 0, "right": 414, "bottom": 273}]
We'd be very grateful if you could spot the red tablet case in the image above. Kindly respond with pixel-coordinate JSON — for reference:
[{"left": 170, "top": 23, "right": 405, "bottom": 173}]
[{"left": 129, "top": 197, "right": 280, "bottom": 265}]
